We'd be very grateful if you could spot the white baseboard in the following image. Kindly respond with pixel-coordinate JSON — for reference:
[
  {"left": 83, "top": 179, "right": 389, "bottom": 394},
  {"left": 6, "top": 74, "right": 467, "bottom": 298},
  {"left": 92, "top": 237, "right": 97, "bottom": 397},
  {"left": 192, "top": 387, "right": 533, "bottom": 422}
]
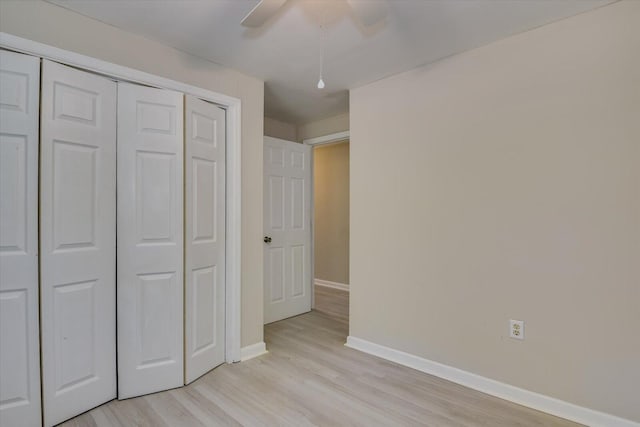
[
  {"left": 240, "top": 342, "right": 268, "bottom": 361},
  {"left": 345, "top": 336, "right": 639, "bottom": 427},
  {"left": 314, "top": 278, "right": 349, "bottom": 292}
]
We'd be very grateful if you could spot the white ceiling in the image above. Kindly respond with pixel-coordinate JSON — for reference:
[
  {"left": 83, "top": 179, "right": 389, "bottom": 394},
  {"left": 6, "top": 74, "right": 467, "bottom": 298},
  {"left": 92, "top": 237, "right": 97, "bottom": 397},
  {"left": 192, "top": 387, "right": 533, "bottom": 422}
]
[{"left": 48, "top": 0, "right": 612, "bottom": 125}]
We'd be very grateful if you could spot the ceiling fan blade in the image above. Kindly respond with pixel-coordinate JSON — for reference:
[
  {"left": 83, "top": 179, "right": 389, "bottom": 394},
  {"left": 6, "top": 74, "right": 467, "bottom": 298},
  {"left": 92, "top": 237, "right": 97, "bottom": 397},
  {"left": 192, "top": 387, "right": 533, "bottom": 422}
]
[
  {"left": 241, "top": 0, "right": 288, "bottom": 28},
  {"left": 346, "top": 0, "right": 388, "bottom": 27}
]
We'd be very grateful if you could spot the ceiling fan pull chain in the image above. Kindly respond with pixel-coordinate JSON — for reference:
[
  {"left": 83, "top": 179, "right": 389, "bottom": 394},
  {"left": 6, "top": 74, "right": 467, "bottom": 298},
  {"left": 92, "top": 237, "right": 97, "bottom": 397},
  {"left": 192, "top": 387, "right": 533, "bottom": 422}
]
[{"left": 318, "top": 24, "right": 326, "bottom": 89}]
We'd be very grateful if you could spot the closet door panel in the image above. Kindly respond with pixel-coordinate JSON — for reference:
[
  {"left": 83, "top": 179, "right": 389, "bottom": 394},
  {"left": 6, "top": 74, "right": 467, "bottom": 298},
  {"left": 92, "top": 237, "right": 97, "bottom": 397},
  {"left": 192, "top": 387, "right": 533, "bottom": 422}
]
[
  {"left": 40, "top": 60, "right": 117, "bottom": 427},
  {"left": 0, "top": 50, "right": 41, "bottom": 427},
  {"left": 117, "top": 83, "right": 184, "bottom": 399},
  {"left": 185, "top": 96, "right": 226, "bottom": 384}
]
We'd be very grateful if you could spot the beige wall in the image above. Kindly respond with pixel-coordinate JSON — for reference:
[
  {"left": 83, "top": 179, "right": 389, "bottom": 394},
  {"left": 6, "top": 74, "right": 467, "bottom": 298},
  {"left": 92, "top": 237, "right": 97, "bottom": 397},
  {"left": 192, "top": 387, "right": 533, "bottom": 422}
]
[
  {"left": 314, "top": 142, "right": 350, "bottom": 285},
  {"left": 350, "top": 1, "right": 640, "bottom": 422},
  {"left": 0, "top": 0, "right": 265, "bottom": 348},
  {"left": 264, "top": 116, "right": 297, "bottom": 141},
  {"left": 298, "top": 112, "right": 349, "bottom": 141}
]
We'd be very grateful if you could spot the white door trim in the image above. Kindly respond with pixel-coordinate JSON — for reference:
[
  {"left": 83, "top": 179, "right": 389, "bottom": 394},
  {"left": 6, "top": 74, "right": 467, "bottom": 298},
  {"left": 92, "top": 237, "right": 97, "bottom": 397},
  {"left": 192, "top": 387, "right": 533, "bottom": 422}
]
[
  {"left": 0, "top": 32, "right": 242, "bottom": 363},
  {"left": 303, "top": 130, "right": 349, "bottom": 146}
]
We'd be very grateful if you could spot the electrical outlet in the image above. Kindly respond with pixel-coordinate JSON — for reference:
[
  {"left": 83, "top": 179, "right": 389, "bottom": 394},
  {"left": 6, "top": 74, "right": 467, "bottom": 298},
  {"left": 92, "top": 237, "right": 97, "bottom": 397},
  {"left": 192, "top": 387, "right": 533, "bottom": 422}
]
[{"left": 509, "top": 319, "right": 524, "bottom": 340}]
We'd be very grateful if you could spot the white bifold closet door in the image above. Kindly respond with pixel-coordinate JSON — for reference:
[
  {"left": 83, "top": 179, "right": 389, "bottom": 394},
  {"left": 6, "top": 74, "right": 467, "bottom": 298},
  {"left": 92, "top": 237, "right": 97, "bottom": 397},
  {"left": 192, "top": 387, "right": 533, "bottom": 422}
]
[
  {"left": 117, "top": 83, "right": 184, "bottom": 399},
  {"left": 0, "top": 50, "right": 42, "bottom": 427},
  {"left": 184, "top": 96, "right": 226, "bottom": 384},
  {"left": 40, "top": 60, "right": 117, "bottom": 426}
]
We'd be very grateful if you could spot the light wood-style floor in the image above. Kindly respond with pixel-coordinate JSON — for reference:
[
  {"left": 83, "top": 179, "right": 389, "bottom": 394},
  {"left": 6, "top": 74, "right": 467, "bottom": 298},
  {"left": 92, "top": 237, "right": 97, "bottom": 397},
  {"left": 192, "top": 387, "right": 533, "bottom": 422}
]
[{"left": 61, "top": 286, "right": 580, "bottom": 426}]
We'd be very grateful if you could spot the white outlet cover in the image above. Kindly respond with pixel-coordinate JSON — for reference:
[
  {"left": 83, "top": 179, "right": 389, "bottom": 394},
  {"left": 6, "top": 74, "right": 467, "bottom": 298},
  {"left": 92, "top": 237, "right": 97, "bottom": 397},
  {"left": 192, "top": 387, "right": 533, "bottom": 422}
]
[{"left": 509, "top": 319, "right": 525, "bottom": 340}]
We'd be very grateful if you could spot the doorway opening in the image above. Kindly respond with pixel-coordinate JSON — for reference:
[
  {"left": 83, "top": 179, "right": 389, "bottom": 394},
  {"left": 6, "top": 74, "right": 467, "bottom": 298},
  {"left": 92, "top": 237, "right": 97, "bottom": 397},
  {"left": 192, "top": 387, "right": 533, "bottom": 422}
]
[
  {"left": 262, "top": 131, "right": 350, "bottom": 328},
  {"left": 311, "top": 139, "right": 350, "bottom": 324}
]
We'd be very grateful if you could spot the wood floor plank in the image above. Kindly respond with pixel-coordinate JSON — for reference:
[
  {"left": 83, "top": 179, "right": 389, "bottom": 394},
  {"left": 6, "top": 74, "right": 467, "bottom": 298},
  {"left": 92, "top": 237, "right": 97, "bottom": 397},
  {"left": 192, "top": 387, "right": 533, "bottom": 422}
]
[
  {"left": 169, "top": 387, "right": 242, "bottom": 427},
  {"left": 143, "top": 390, "right": 208, "bottom": 427},
  {"left": 59, "top": 287, "right": 580, "bottom": 426},
  {"left": 88, "top": 406, "right": 123, "bottom": 427}
]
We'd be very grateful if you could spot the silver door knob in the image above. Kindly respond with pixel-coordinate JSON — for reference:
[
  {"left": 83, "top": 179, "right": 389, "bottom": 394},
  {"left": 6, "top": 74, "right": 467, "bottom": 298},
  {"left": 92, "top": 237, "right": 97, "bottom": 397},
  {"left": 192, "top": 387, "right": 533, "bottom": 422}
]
[{"left": 264, "top": 236, "right": 272, "bottom": 243}]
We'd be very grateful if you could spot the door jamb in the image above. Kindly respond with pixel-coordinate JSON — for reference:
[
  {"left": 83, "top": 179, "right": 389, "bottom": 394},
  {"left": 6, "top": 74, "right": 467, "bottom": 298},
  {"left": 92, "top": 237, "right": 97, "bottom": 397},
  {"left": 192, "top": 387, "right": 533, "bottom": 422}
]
[{"left": 0, "top": 32, "right": 243, "bottom": 363}]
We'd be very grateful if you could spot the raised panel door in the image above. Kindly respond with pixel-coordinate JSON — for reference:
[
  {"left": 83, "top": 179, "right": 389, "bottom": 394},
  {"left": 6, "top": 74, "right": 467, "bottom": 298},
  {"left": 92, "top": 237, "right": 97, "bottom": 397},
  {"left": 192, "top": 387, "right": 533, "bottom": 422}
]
[
  {"left": 184, "top": 96, "right": 226, "bottom": 384},
  {"left": 117, "top": 83, "right": 184, "bottom": 398},
  {"left": 0, "top": 51, "right": 41, "bottom": 427},
  {"left": 263, "top": 137, "right": 311, "bottom": 324},
  {"left": 40, "top": 59, "right": 117, "bottom": 427}
]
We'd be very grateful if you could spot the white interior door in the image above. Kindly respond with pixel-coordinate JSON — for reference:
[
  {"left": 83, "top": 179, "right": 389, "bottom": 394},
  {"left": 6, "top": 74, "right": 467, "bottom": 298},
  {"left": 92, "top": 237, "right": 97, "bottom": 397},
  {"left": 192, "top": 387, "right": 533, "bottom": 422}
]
[
  {"left": 263, "top": 137, "right": 312, "bottom": 324},
  {"left": 117, "top": 83, "right": 184, "bottom": 399},
  {"left": 40, "top": 60, "right": 117, "bottom": 426},
  {"left": 0, "top": 50, "right": 41, "bottom": 427},
  {"left": 184, "top": 96, "right": 226, "bottom": 384}
]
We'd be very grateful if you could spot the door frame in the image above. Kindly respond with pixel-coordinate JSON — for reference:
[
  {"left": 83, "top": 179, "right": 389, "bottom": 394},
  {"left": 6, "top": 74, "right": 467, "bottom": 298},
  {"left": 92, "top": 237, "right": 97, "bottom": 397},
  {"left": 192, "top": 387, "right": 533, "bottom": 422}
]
[
  {"left": 0, "top": 32, "right": 243, "bottom": 363},
  {"left": 302, "top": 131, "right": 350, "bottom": 309}
]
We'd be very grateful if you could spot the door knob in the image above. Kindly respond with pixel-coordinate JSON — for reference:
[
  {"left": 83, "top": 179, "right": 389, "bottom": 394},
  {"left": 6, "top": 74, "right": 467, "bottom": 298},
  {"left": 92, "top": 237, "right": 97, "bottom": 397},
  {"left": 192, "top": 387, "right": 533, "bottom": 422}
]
[{"left": 264, "top": 236, "right": 272, "bottom": 243}]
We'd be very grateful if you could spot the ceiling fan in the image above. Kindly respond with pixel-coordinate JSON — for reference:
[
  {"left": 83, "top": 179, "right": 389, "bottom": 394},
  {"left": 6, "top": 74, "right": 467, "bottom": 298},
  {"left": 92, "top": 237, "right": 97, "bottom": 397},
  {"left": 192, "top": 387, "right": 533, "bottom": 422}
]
[{"left": 241, "top": 0, "right": 388, "bottom": 28}]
